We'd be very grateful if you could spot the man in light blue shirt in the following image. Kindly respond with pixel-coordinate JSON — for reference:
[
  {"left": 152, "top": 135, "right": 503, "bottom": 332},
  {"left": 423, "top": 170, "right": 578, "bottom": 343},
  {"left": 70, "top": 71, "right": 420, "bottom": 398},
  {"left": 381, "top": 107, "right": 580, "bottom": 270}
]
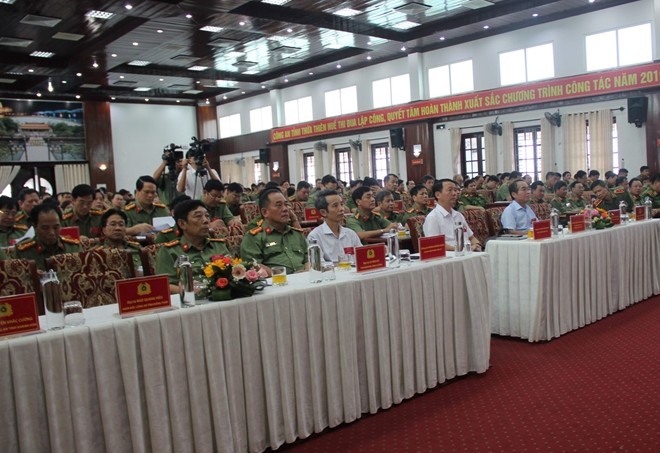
[{"left": 501, "top": 180, "right": 537, "bottom": 234}]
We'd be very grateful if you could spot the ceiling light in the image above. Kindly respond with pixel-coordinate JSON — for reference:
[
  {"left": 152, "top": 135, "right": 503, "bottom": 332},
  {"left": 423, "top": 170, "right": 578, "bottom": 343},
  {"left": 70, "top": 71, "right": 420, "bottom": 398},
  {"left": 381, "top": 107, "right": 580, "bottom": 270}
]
[
  {"left": 145, "top": 98, "right": 149, "bottom": 102},
  {"left": 61, "top": 80, "right": 67, "bottom": 84},
  {"left": 223, "top": 95, "right": 227, "bottom": 100},
  {"left": 205, "top": 99, "right": 210, "bottom": 104},
  {"left": 589, "top": 0, "right": 595, "bottom": 3},
  {"left": 239, "top": 21, "right": 246, "bottom": 26},
  {"left": 28, "top": 69, "right": 34, "bottom": 73},
  {"left": 125, "top": 4, "right": 133, "bottom": 10},
  {"left": 188, "top": 66, "right": 208, "bottom": 71},
  {"left": 86, "top": 10, "right": 114, "bottom": 20},
  {"left": 185, "top": 14, "right": 192, "bottom": 19},
  {"left": 0, "top": 78, "right": 16, "bottom": 83},
  {"left": 47, "top": 79, "right": 53, "bottom": 92},
  {"left": 284, "top": 78, "right": 289, "bottom": 82},
  {"left": 157, "top": 29, "right": 163, "bottom": 33},
  {"left": 159, "top": 78, "right": 164, "bottom": 81},
  {"left": 262, "top": 0, "right": 291, "bottom": 5},
  {"left": 176, "top": 100, "right": 181, "bottom": 103},
  {"left": 440, "top": 36, "right": 446, "bottom": 41},
  {"left": 0, "top": 37, "right": 33, "bottom": 47},
  {"left": 287, "top": 28, "right": 293, "bottom": 33},
  {"left": 393, "top": 21, "right": 420, "bottom": 30},
  {"left": 336, "top": 63, "right": 342, "bottom": 69},
  {"left": 76, "top": 72, "right": 82, "bottom": 77},
  {"left": 132, "top": 42, "right": 138, "bottom": 46},
  {"left": 200, "top": 25, "right": 223, "bottom": 32},
  {"left": 367, "top": 55, "right": 372, "bottom": 60},
  {"left": 226, "top": 51, "right": 246, "bottom": 58},
  {"left": 134, "top": 87, "right": 151, "bottom": 92},
  {"left": 128, "top": 60, "right": 150, "bottom": 66},
  {"left": 119, "top": 75, "right": 125, "bottom": 79},
  {"left": 36, "top": 92, "right": 42, "bottom": 97},
  {"left": 401, "top": 46, "right": 406, "bottom": 51},
  {"left": 0, "top": 0, "right": 17, "bottom": 4},
  {"left": 52, "top": 32, "right": 84, "bottom": 41},
  {"left": 261, "top": 85, "right": 266, "bottom": 89},
  {"left": 111, "top": 97, "right": 116, "bottom": 100},
  {"left": 532, "top": 13, "right": 538, "bottom": 17},
  {"left": 196, "top": 80, "right": 201, "bottom": 84},
  {"left": 309, "top": 72, "right": 313, "bottom": 75},
  {"left": 76, "top": 95, "right": 80, "bottom": 99},
  {"left": 111, "top": 53, "right": 117, "bottom": 57},
  {"left": 241, "top": 91, "right": 245, "bottom": 94},
  {"left": 334, "top": 8, "right": 361, "bottom": 17},
  {"left": 483, "top": 25, "right": 489, "bottom": 29},
  {"left": 92, "top": 58, "right": 99, "bottom": 68},
  {"left": 367, "top": 40, "right": 372, "bottom": 45},
  {"left": 30, "top": 51, "right": 55, "bottom": 58}
]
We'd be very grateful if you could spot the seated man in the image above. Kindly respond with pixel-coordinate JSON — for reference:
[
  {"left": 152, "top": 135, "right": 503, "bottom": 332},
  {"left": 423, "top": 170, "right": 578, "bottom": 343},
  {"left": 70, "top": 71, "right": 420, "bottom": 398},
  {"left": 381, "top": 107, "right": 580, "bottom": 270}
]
[
  {"left": 288, "top": 181, "right": 312, "bottom": 203},
  {"left": 306, "top": 174, "right": 339, "bottom": 207},
  {"left": 224, "top": 182, "right": 243, "bottom": 216},
  {"left": 501, "top": 180, "right": 536, "bottom": 235},
  {"left": 0, "top": 196, "right": 28, "bottom": 247},
  {"left": 458, "top": 178, "right": 487, "bottom": 211},
  {"left": 495, "top": 172, "right": 512, "bottom": 201},
  {"left": 125, "top": 175, "right": 170, "bottom": 236},
  {"left": 307, "top": 190, "right": 362, "bottom": 263},
  {"left": 240, "top": 188, "right": 309, "bottom": 276},
  {"left": 567, "top": 181, "right": 586, "bottom": 210},
  {"left": 591, "top": 180, "right": 618, "bottom": 211},
  {"left": 627, "top": 178, "right": 644, "bottom": 208},
  {"left": 14, "top": 188, "right": 40, "bottom": 227},
  {"left": 383, "top": 174, "right": 402, "bottom": 200},
  {"left": 375, "top": 190, "right": 404, "bottom": 223},
  {"left": 550, "top": 181, "right": 572, "bottom": 214},
  {"left": 423, "top": 179, "right": 481, "bottom": 251},
  {"left": 14, "top": 203, "right": 82, "bottom": 268},
  {"left": 346, "top": 186, "right": 398, "bottom": 243},
  {"left": 154, "top": 194, "right": 191, "bottom": 244},
  {"left": 345, "top": 179, "right": 363, "bottom": 212},
  {"left": 529, "top": 181, "right": 546, "bottom": 204},
  {"left": 402, "top": 185, "right": 432, "bottom": 223},
  {"left": 544, "top": 172, "right": 560, "bottom": 195},
  {"left": 95, "top": 208, "right": 142, "bottom": 269},
  {"left": 201, "top": 179, "right": 240, "bottom": 230},
  {"left": 155, "top": 200, "right": 230, "bottom": 293},
  {"left": 642, "top": 173, "right": 660, "bottom": 215},
  {"left": 62, "top": 184, "right": 104, "bottom": 238}
]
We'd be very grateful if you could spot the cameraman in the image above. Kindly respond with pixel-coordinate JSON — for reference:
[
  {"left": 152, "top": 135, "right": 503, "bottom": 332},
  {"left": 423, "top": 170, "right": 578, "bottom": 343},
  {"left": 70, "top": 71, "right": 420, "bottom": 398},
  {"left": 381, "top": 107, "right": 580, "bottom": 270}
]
[
  {"left": 177, "top": 148, "right": 220, "bottom": 199},
  {"left": 153, "top": 146, "right": 184, "bottom": 205}
]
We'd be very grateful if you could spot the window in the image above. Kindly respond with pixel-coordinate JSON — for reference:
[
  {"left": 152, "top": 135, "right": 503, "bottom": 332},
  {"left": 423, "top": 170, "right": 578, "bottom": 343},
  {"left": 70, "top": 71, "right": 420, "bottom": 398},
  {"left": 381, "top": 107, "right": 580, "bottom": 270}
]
[
  {"left": 303, "top": 152, "right": 315, "bottom": 183},
  {"left": 500, "top": 43, "right": 554, "bottom": 86},
  {"left": 585, "top": 117, "right": 619, "bottom": 172},
  {"left": 460, "top": 133, "right": 485, "bottom": 179},
  {"left": 254, "top": 162, "right": 262, "bottom": 183},
  {"left": 586, "top": 23, "right": 651, "bottom": 71},
  {"left": 371, "top": 143, "right": 390, "bottom": 180},
  {"left": 249, "top": 106, "right": 273, "bottom": 133},
  {"left": 325, "top": 86, "right": 358, "bottom": 117},
  {"left": 334, "top": 147, "right": 352, "bottom": 182},
  {"left": 284, "top": 96, "right": 313, "bottom": 125},
  {"left": 219, "top": 113, "right": 241, "bottom": 138},
  {"left": 514, "top": 127, "right": 543, "bottom": 182},
  {"left": 429, "top": 60, "right": 474, "bottom": 97},
  {"left": 372, "top": 74, "right": 410, "bottom": 108}
]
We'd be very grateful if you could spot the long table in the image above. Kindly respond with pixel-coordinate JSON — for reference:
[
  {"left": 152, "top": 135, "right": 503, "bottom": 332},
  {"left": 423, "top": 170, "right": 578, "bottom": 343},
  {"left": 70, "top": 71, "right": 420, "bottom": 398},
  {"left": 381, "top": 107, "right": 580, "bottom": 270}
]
[
  {"left": 487, "top": 219, "right": 660, "bottom": 342},
  {"left": 0, "top": 253, "right": 492, "bottom": 453}
]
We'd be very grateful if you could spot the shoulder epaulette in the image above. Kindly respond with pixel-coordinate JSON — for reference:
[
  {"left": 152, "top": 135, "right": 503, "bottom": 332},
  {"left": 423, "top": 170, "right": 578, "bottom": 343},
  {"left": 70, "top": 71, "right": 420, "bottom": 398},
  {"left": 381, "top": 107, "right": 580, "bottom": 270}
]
[
  {"left": 154, "top": 202, "right": 167, "bottom": 208},
  {"left": 407, "top": 208, "right": 414, "bottom": 213},
  {"left": 288, "top": 195, "right": 296, "bottom": 201},
  {"left": 127, "top": 240, "right": 141, "bottom": 248},
  {"left": 613, "top": 187, "right": 625, "bottom": 195},
  {"left": 13, "top": 224, "right": 28, "bottom": 231},
  {"left": 90, "top": 209, "right": 105, "bottom": 215},
  {"left": 62, "top": 237, "right": 80, "bottom": 245},
  {"left": 354, "top": 212, "right": 360, "bottom": 219},
  {"left": 249, "top": 226, "right": 263, "bottom": 236},
  {"left": 14, "top": 212, "right": 26, "bottom": 221},
  {"left": 256, "top": 218, "right": 264, "bottom": 227},
  {"left": 62, "top": 211, "right": 74, "bottom": 220},
  {"left": 160, "top": 227, "right": 174, "bottom": 234},
  {"left": 164, "top": 239, "right": 180, "bottom": 247},
  {"left": 124, "top": 203, "right": 136, "bottom": 211},
  {"left": 209, "top": 237, "right": 226, "bottom": 242},
  {"left": 290, "top": 226, "right": 304, "bottom": 233},
  {"left": 373, "top": 212, "right": 381, "bottom": 217},
  {"left": 16, "top": 239, "right": 36, "bottom": 251}
]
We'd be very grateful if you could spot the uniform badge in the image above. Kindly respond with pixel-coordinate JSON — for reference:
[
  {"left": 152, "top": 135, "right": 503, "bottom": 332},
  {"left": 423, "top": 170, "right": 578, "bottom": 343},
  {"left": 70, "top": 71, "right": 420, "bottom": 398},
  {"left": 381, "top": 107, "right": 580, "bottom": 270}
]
[{"left": 265, "top": 241, "right": 277, "bottom": 248}]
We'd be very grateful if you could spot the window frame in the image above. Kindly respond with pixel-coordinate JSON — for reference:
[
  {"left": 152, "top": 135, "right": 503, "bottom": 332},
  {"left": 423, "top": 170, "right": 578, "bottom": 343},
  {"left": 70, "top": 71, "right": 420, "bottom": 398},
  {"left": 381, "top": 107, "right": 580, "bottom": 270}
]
[
  {"left": 460, "top": 132, "right": 485, "bottom": 179},
  {"left": 514, "top": 126, "right": 543, "bottom": 182},
  {"left": 370, "top": 142, "right": 390, "bottom": 180},
  {"left": 334, "top": 147, "right": 353, "bottom": 182}
]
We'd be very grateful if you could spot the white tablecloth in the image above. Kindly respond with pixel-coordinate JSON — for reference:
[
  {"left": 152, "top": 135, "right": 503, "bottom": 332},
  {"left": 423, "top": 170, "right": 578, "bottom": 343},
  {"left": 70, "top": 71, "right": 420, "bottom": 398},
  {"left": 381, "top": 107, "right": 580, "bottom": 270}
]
[
  {"left": 0, "top": 253, "right": 492, "bottom": 453},
  {"left": 487, "top": 219, "right": 660, "bottom": 342}
]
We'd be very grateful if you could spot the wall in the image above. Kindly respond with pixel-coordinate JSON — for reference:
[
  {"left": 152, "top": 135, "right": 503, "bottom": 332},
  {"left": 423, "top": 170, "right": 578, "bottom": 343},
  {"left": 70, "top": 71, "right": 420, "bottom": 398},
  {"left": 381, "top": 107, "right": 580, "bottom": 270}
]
[{"left": 110, "top": 103, "right": 195, "bottom": 191}]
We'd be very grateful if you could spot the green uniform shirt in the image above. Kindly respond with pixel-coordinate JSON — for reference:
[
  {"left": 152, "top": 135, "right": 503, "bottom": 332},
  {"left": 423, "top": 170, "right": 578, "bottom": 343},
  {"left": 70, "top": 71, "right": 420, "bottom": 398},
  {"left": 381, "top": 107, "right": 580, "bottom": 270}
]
[
  {"left": 642, "top": 188, "right": 660, "bottom": 209},
  {"left": 13, "top": 237, "right": 83, "bottom": 269},
  {"left": 124, "top": 200, "right": 170, "bottom": 227},
  {"left": 345, "top": 196, "right": 357, "bottom": 212},
  {"left": 496, "top": 184, "right": 511, "bottom": 202},
  {"left": 0, "top": 248, "right": 7, "bottom": 260},
  {"left": 550, "top": 196, "right": 573, "bottom": 214},
  {"left": 567, "top": 196, "right": 586, "bottom": 210},
  {"left": 0, "top": 224, "right": 29, "bottom": 247},
  {"left": 306, "top": 192, "right": 318, "bottom": 208},
  {"left": 155, "top": 236, "right": 230, "bottom": 285},
  {"left": 240, "top": 222, "right": 308, "bottom": 275},
  {"left": 382, "top": 211, "right": 404, "bottom": 224},
  {"left": 458, "top": 194, "right": 487, "bottom": 211},
  {"left": 62, "top": 208, "right": 104, "bottom": 238},
  {"left": 154, "top": 227, "right": 181, "bottom": 244},
  {"left": 13, "top": 211, "right": 32, "bottom": 228},
  {"left": 593, "top": 193, "right": 618, "bottom": 211},
  {"left": 345, "top": 211, "right": 390, "bottom": 241},
  {"left": 401, "top": 206, "right": 432, "bottom": 224},
  {"left": 95, "top": 239, "right": 142, "bottom": 269},
  {"left": 205, "top": 201, "right": 235, "bottom": 226}
]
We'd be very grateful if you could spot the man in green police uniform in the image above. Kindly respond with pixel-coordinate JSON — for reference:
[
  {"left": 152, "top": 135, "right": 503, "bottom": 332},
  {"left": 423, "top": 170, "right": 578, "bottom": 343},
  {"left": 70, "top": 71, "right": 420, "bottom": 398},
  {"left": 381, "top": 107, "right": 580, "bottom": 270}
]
[
  {"left": 62, "top": 184, "right": 104, "bottom": 238},
  {"left": 14, "top": 204, "right": 82, "bottom": 268},
  {"left": 124, "top": 175, "right": 170, "bottom": 236},
  {"left": 458, "top": 179, "right": 488, "bottom": 212},
  {"left": 14, "top": 188, "right": 40, "bottom": 228},
  {"left": 306, "top": 174, "right": 339, "bottom": 208},
  {"left": 154, "top": 194, "right": 191, "bottom": 244},
  {"left": 0, "top": 196, "right": 28, "bottom": 247},
  {"left": 550, "top": 181, "right": 573, "bottom": 214},
  {"left": 201, "top": 179, "right": 240, "bottom": 228},
  {"left": 240, "top": 188, "right": 309, "bottom": 276},
  {"left": 383, "top": 174, "right": 402, "bottom": 201},
  {"left": 375, "top": 190, "right": 404, "bottom": 223},
  {"left": 95, "top": 209, "right": 142, "bottom": 270},
  {"left": 568, "top": 181, "right": 586, "bottom": 210},
  {"left": 591, "top": 180, "right": 618, "bottom": 211},
  {"left": 642, "top": 173, "right": 660, "bottom": 216},
  {"left": 346, "top": 186, "right": 399, "bottom": 243},
  {"left": 155, "top": 200, "right": 230, "bottom": 293},
  {"left": 627, "top": 178, "right": 645, "bottom": 209},
  {"left": 402, "top": 185, "right": 432, "bottom": 223}
]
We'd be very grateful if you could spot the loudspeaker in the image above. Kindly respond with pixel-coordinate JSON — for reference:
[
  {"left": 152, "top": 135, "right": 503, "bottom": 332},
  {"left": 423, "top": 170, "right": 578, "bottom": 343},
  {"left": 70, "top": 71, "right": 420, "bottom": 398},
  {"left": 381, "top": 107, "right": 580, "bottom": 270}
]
[
  {"left": 259, "top": 148, "right": 269, "bottom": 163},
  {"left": 627, "top": 96, "right": 648, "bottom": 127},
  {"left": 389, "top": 128, "right": 404, "bottom": 148}
]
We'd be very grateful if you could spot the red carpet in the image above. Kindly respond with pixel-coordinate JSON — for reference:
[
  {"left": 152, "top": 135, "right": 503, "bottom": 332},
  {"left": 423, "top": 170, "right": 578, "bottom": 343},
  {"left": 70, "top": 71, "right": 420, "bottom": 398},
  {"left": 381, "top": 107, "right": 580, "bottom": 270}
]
[{"left": 277, "top": 296, "right": 660, "bottom": 452}]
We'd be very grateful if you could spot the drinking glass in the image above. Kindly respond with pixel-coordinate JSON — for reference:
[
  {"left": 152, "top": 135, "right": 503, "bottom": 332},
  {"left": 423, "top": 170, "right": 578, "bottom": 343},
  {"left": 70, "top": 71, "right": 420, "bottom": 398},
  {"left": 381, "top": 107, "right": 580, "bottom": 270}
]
[
  {"left": 63, "top": 301, "right": 84, "bottom": 327},
  {"left": 337, "top": 254, "right": 351, "bottom": 270},
  {"left": 399, "top": 249, "right": 411, "bottom": 266},
  {"left": 322, "top": 262, "right": 336, "bottom": 281},
  {"left": 272, "top": 266, "right": 288, "bottom": 286}
]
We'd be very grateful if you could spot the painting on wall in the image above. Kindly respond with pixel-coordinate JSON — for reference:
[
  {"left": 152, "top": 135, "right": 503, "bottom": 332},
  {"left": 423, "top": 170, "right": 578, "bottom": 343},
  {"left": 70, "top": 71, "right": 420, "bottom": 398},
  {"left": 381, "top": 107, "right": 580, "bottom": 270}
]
[{"left": 0, "top": 99, "right": 85, "bottom": 162}]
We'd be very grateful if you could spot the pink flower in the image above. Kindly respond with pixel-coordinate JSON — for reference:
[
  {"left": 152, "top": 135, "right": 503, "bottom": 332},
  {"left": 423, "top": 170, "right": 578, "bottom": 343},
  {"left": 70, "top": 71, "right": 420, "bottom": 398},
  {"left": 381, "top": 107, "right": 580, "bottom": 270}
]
[
  {"left": 245, "top": 269, "right": 259, "bottom": 282},
  {"left": 216, "top": 277, "right": 229, "bottom": 289},
  {"left": 232, "top": 264, "right": 246, "bottom": 281}
]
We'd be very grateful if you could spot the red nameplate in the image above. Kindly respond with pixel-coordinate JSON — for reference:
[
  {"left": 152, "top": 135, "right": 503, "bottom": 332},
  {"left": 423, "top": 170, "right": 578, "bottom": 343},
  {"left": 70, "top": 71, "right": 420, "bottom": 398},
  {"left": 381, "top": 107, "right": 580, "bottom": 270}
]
[
  {"left": 355, "top": 243, "right": 387, "bottom": 273},
  {"left": 427, "top": 198, "right": 436, "bottom": 208},
  {"left": 570, "top": 215, "right": 586, "bottom": 233},
  {"left": 304, "top": 207, "right": 322, "bottom": 222},
  {"left": 0, "top": 293, "right": 41, "bottom": 337},
  {"left": 532, "top": 219, "right": 552, "bottom": 239},
  {"left": 419, "top": 235, "right": 446, "bottom": 260},
  {"left": 608, "top": 210, "right": 621, "bottom": 225},
  {"left": 343, "top": 246, "right": 355, "bottom": 255},
  {"left": 635, "top": 206, "right": 646, "bottom": 220},
  {"left": 393, "top": 200, "right": 404, "bottom": 212},
  {"left": 116, "top": 275, "right": 171, "bottom": 316},
  {"left": 60, "top": 226, "right": 80, "bottom": 240}
]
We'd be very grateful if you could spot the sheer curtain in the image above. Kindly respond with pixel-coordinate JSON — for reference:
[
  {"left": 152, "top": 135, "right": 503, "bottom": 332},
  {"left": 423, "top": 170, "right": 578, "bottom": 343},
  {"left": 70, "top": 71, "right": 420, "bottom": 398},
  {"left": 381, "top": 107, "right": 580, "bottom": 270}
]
[
  {"left": 563, "top": 113, "right": 588, "bottom": 174},
  {"left": 540, "top": 115, "right": 557, "bottom": 176},
  {"left": 244, "top": 156, "right": 256, "bottom": 187},
  {"left": 389, "top": 147, "right": 399, "bottom": 175},
  {"left": 350, "top": 145, "right": 361, "bottom": 179},
  {"left": 501, "top": 121, "right": 515, "bottom": 172},
  {"left": 449, "top": 128, "right": 461, "bottom": 175},
  {"left": 483, "top": 126, "right": 498, "bottom": 175},
  {"left": 0, "top": 166, "right": 19, "bottom": 193},
  {"left": 588, "top": 109, "right": 613, "bottom": 173},
  {"left": 219, "top": 158, "right": 241, "bottom": 183},
  {"left": 54, "top": 164, "right": 90, "bottom": 192},
  {"left": 313, "top": 148, "right": 323, "bottom": 179}
]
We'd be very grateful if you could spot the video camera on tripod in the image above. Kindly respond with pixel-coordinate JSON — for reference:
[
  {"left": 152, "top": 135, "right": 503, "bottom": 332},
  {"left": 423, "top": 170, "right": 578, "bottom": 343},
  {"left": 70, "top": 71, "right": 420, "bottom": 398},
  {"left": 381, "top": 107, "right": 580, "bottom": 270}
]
[
  {"left": 189, "top": 136, "right": 212, "bottom": 177},
  {"left": 162, "top": 143, "right": 184, "bottom": 180}
]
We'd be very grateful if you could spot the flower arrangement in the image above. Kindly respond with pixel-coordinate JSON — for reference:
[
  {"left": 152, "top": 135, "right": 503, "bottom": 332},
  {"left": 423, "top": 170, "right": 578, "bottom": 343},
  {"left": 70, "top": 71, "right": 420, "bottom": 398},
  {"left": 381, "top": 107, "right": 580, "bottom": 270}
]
[
  {"left": 202, "top": 255, "right": 266, "bottom": 301},
  {"left": 587, "top": 208, "right": 614, "bottom": 229}
]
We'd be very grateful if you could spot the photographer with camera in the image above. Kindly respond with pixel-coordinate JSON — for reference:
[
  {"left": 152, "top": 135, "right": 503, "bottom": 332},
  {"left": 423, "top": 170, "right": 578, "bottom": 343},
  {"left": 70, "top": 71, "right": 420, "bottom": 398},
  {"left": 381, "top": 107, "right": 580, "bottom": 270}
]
[
  {"left": 176, "top": 137, "right": 220, "bottom": 199},
  {"left": 153, "top": 144, "right": 184, "bottom": 206}
]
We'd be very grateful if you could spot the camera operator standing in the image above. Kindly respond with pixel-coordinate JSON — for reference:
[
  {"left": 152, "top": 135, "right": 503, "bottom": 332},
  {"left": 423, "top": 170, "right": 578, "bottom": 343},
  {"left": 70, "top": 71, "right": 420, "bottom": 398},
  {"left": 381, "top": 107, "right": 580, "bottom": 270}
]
[
  {"left": 154, "top": 144, "right": 184, "bottom": 206},
  {"left": 176, "top": 137, "right": 221, "bottom": 199}
]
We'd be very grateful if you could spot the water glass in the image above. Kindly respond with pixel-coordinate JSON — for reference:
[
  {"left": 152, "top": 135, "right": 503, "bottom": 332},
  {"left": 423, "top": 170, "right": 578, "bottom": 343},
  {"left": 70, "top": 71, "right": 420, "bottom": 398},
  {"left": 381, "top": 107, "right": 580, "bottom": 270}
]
[
  {"left": 337, "top": 254, "right": 351, "bottom": 270},
  {"left": 63, "top": 301, "right": 84, "bottom": 327},
  {"left": 399, "top": 249, "right": 412, "bottom": 265},
  {"left": 272, "top": 266, "right": 288, "bottom": 286},
  {"left": 322, "top": 262, "right": 336, "bottom": 281}
]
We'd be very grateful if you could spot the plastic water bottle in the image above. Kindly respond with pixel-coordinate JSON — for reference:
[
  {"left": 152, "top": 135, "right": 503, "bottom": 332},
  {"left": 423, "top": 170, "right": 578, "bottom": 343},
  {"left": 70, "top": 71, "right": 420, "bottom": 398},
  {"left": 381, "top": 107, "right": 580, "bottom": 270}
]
[
  {"left": 177, "top": 255, "right": 195, "bottom": 307},
  {"left": 387, "top": 228, "right": 400, "bottom": 268},
  {"left": 644, "top": 196, "right": 652, "bottom": 220},
  {"left": 619, "top": 200, "right": 628, "bottom": 224},
  {"left": 307, "top": 238, "right": 323, "bottom": 283},
  {"left": 585, "top": 203, "right": 593, "bottom": 229},
  {"left": 41, "top": 270, "right": 64, "bottom": 330},
  {"left": 550, "top": 208, "right": 559, "bottom": 235},
  {"left": 454, "top": 221, "right": 465, "bottom": 256}
]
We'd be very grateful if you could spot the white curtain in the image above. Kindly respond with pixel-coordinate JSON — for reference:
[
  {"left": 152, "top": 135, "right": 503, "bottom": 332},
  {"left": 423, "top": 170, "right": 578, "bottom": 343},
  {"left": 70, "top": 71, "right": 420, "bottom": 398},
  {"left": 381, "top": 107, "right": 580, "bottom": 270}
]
[
  {"left": 244, "top": 156, "right": 256, "bottom": 187},
  {"left": 350, "top": 145, "right": 361, "bottom": 180},
  {"left": 219, "top": 158, "right": 242, "bottom": 183},
  {"left": 389, "top": 147, "right": 399, "bottom": 175},
  {"left": 363, "top": 140, "right": 372, "bottom": 178},
  {"left": 588, "top": 109, "right": 613, "bottom": 173},
  {"left": 313, "top": 148, "right": 323, "bottom": 180},
  {"left": 449, "top": 128, "right": 461, "bottom": 175},
  {"left": 483, "top": 126, "right": 498, "bottom": 175},
  {"left": 294, "top": 149, "right": 305, "bottom": 183},
  {"left": 0, "top": 166, "right": 19, "bottom": 194},
  {"left": 540, "top": 115, "right": 558, "bottom": 176},
  {"left": 54, "top": 164, "right": 90, "bottom": 192},
  {"left": 501, "top": 121, "right": 515, "bottom": 172},
  {"left": 563, "top": 112, "right": 588, "bottom": 174}
]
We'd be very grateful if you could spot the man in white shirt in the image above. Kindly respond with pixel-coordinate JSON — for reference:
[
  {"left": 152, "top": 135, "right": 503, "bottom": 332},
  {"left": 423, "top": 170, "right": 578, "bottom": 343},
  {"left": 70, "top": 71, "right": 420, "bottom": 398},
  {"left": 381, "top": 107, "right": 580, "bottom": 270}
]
[
  {"left": 423, "top": 179, "right": 481, "bottom": 251},
  {"left": 501, "top": 180, "right": 536, "bottom": 234},
  {"left": 176, "top": 149, "right": 221, "bottom": 199},
  {"left": 307, "top": 189, "right": 362, "bottom": 263}
]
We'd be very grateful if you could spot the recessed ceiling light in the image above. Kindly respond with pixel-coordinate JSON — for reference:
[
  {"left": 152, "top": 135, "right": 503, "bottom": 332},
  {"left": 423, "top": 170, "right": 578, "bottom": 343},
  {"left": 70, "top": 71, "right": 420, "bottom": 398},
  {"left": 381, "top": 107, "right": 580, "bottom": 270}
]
[
  {"left": 287, "top": 28, "right": 293, "bottom": 33},
  {"left": 440, "top": 36, "right": 446, "bottom": 41},
  {"left": 336, "top": 63, "right": 342, "bottom": 69},
  {"left": 185, "top": 14, "right": 192, "bottom": 19},
  {"left": 262, "top": 0, "right": 291, "bottom": 5},
  {"left": 134, "top": 87, "right": 151, "bottom": 92},
  {"left": 223, "top": 95, "right": 227, "bottom": 99},
  {"left": 241, "top": 91, "right": 245, "bottom": 94},
  {"left": 367, "top": 55, "right": 372, "bottom": 60},
  {"left": 119, "top": 75, "right": 125, "bottom": 79},
  {"left": 200, "top": 25, "right": 223, "bottom": 32},
  {"left": 284, "top": 78, "right": 288, "bottom": 82},
  {"left": 132, "top": 42, "right": 138, "bottom": 46},
  {"left": 86, "top": 10, "right": 114, "bottom": 20},
  {"left": 0, "top": 0, "right": 17, "bottom": 4},
  {"left": 76, "top": 95, "right": 80, "bottom": 99},
  {"left": 205, "top": 99, "right": 210, "bottom": 104},
  {"left": 30, "top": 51, "right": 55, "bottom": 58},
  {"left": 261, "top": 85, "right": 266, "bottom": 89},
  {"left": 226, "top": 51, "right": 246, "bottom": 58},
  {"left": 28, "top": 68, "right": 34, "bottom": 73},
  {"left": 333, "top": 8, "right": 361, "bottom": 17},
  {"left": 532, "top": 13, "right": 539, "bottom": 17},
  {"left": 188, "top": 65, "right": 208, "bottom": 71},
  {"left": 128, "top": 60, "right": 150, "bottom": 66},
  {"left": 159, "top": 78, "right": 164, "bottom": 81},
  {"left": 483, "top": 25, "right": 489, "bottom": 29},
  {"left": 309, "top": 72, "right": 313, "bottom": 75},
  {"left": 239, "top": 21, "right": 246, "bottom": 26},
  {"left": 176, "top": 100, "right": 181, "bottom": 103},
  {"left": 61, "top": 80, "right": 67, "bottom": 84},
  {"left": 52, "top": 32, "right": 84, "bottom": 41},
  {"left": 111, "top": 53, "right": 117, "bottom": 57},
  {"left": 36, "top": 92, "right": 42, "bottom": 97},
  {"left": 76, "top": 72, "right": 82, "bottom": 77},
  {"left": 111, "top": 96, "right": 116, "bottom": 100},
  {"left": 401, "top": 46, "right": 406, "bottom": 51},
  {"left": 125, "top": 4, "right": 133, "bottom": 10},
  {"left": 393, "top": 21, "right": 420, "bottom": 30},
  {"left": 367, "top": 40, "right": 372, "bottom": 45},
  {"left": 157, "top": 29, "right": 163, "bottom": 33},
  {"left": 589, "top": 0, "right": 595, "bottom": 3}
]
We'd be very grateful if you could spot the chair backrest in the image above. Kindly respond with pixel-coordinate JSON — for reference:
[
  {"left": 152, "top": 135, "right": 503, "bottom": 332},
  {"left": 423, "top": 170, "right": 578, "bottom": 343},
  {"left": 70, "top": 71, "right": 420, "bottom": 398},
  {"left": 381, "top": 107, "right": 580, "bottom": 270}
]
[
  {"left": 530, "top": 203, "right": 551, "bottom": 220},
  {"left": 227, "top": 223, "right": 245, "bottom": 236},
  {"left": 139, "top": 243, "right": 162, "bottom": 276},
  {"left": 463, "top": 209, "right": 491, "bottom": 244},
  {"left": 240, "top": 202, "right": 260, "bottom": 224},
  {"left": 224, "top": 235, "right": 244, "bottom": 258},
  {"left": 289, "top": 201, "right": 306, "bottom": 222},
  {"left": 45, "top": 249, "right": 135, "bottom": 308},
  {"left": 478, "top": 189, "right": 495, "bottom": 204},
  {"left": 0, "top": 258, "right": 44, "bottom": 315},
  {"left": 485, "top": 206, "right": 507, "bottom": 236},
  {"left": 405, "top": 215, "right": 426, "bottom": 253}
]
